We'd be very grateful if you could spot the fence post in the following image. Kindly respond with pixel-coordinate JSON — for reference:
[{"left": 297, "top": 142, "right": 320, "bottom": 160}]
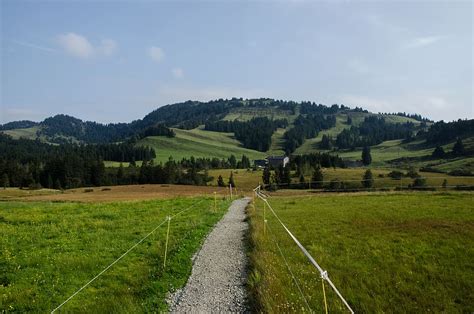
[
  {"left": 163, "top": 216, "right": 171, "bottom": 268},
  {"left": 214, "top": 191, "right": 217, "bottom": 212},
  {"left": 230, "top": 184, "right": 233, "bottom": 200}
]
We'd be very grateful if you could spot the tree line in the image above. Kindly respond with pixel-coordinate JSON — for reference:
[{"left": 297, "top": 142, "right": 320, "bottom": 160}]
[
  {"left": 335, "top": 116, "right": 416, "bottom": 149},
  {"left": 204, "top": 117, "right": 288, "bottom": 151},
  {"left": 0, "top": 133, "right": 256, "bottom": 189},
  {"left": 420, "top": 119, "right": 474, "bottom": 145},
  {"left": 284, "top": 114, "right": 337, "bottom": 154}
]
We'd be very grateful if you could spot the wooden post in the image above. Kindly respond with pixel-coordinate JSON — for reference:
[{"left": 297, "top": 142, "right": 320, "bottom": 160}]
[
  {"left": 230, "top": 184, "right": 233, "bottom": 200},
  {"left": 214, "top": 192, "right": 217, "bottom": 212}
]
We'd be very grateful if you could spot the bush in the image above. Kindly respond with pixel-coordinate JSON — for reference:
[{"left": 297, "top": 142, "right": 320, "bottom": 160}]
[
  {"left": 412, "top": 177, "right": 426, "bottom": 188},
  {"left": 84, "top": 188, "right": 94, "bottom": 193},
  {"left": 362, "top": 169, "right": 374, "bottom": 188},
  {"left": 406, "top": 167, "right": 419, "bottom": 178},
  {"left": 388, "top": 171, "right": 403, "bottom": 180}
]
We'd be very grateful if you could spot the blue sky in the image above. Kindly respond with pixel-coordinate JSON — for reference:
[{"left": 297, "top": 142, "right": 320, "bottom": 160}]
[{"left": 1, "top": 0, "right": 472, "bottom": 123}]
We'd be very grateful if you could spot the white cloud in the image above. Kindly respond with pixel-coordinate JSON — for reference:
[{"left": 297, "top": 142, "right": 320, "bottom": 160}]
[
  {"left": 57, "top": 33, "right": 117, "bottom": 58},
  {"left": 148, "top": 46, "right": 165, "bottom": 63},
  {"left": 57, "top": 33, "right": 94, "bottom": 58},
  {"left": 172, "top": 67, "right": 184, "bottom": 79},
  {"left": 404, "top": 36, "right": 442, "bottom": 49}
]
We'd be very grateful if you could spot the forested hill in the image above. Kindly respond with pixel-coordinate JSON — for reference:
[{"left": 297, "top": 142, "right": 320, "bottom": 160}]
[
  {"left": 1, "top": 98, "right": 473, "bottom": 175},
  {"left": 1, "top": 98, "right": 432, "bottom": 145}
]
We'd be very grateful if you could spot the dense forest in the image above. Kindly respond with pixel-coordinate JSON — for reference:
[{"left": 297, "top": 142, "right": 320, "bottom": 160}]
[
  {"left": 138, "top": 124, "right": 176, "bottom": 139},
  {"left": 39, "top": 114, "right": 133, "bottom": 143},
  {"left": 205, "top": 117, "right": 287, "bottom": 151},
  {"left": 0, "top": 133, "right": 254, "bottom": 189},
  {"left": 284, "top": 114, "right": 337, "bottom": 154},
  {"left": 335, "top": 116, "right": 416, "bottom": 149},
  {"left": 421, "top": 119, "right": 474, "bottom": 144}
]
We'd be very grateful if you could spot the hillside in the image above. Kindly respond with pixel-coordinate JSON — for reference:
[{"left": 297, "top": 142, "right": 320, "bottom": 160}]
[
  {"left": 138, "top": 127, "right": 266, "bottom": 163},
  {"left": 1, "top": 98, "right": 473, "bottom": 173}
]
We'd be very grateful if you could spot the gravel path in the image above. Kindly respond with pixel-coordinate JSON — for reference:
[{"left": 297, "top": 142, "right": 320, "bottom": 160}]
[{"left": 168, "top": 197, "right": 250, "bottom": 313}]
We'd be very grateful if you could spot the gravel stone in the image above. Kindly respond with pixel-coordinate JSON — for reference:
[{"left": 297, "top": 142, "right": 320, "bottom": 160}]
[{"left": 168, "top": 197, "right": 250, "bottom": 313}]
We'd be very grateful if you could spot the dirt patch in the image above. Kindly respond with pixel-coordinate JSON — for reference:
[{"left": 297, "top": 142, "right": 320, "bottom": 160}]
[{"left": 8, "top": 185, "right": 229, "bottom": 203}]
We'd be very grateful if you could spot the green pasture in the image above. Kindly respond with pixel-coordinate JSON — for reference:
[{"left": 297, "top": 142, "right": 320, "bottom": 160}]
[
  {"left": 248, "top": 192, "right": 474, "bottom": 312},
  {"left": 0, "top": 197, "right": 230, "bottom": 312},
  {"left": 137, "top": 127, "right": 265, "bottom": 163}
]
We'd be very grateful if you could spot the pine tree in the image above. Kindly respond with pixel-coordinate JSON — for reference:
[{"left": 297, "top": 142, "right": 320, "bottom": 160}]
[
  {"left": 432, "top": 145, "right": 446, "bottom": 158},
  {"left": 311, "top": 167, "right": 324, "bottom": 188},
  {"left": 362, "top": 146, "right": 372, "bottom": 165},
  {"left": 362, "top": 169, "right": 374, "bottom": 188},
  {"left": 452, "top": 138, "right": 466, "bottom": 156},
  {"left": 282, "top": 165, "right": 291, "bottom": 185},
  {"left": 262, "top": 167, "right": 271, "bottom": 185},
  {"left": 117, "top": 163, "right": 124, "bottom": 184},
  {"left": 217, "top": 175, "right": 226, "bottom": 187},
  {"left": 228, "top": 172, "right": 236, "bottom": 187},
  {"left": 47, "top": 174, "right": 53, "bottom": 189},
  {"left": 1, "top": 173, "right": 9, "bottom": 189},
  {"left": 228, "top": 155, "right": 237, "bottom": 169}
]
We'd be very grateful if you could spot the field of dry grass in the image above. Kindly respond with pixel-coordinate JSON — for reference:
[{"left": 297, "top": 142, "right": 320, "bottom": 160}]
[{"left": 0, "top": 185, "right": 231, "bottom": 203}]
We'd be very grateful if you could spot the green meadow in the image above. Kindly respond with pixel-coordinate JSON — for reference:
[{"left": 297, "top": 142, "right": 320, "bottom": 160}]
[
  {"left": 248, "top": 192, "right": 474, "bottom": 312},
  {"left": 0, "top": 197, "right": 230, "bottom": 312},
  {"left": 138, "top": 127, "right": 265, "bottom": 163}
]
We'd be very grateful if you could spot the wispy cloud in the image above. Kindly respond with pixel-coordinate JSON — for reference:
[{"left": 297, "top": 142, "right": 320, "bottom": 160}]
[
  {"left": 10, "top": 39, "right": 57, "bottom": 53},
  {"left": 56, "top": 33, "right": 117, "bottom": 59},
  {"left": 404, "top": 36, "right": 443, "bottom": 48},
  {"left": 171, "top": 67, "right": 184, "bottom": 79},
  {"left": 148, "top": 46, "right": 164, "bottom": 63}
]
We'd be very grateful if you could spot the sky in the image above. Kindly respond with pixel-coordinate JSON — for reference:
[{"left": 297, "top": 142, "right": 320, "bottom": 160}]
[{"left": 1, "top": 0, "right": 472, "bottom": 124}]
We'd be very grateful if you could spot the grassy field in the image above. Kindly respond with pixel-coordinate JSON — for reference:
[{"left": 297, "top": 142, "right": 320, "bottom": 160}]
[
  {"left": 0, "top": 196, "right": 231, "bottom": 312},
  {"left": 223, "top": 107, "right": 297, "bottom": 122},
  {"left": 248, "top": 192, "right": 474, "bottom": 312},
  {"left": 2, "top": 126, "right": 41, "bottom": 140},
  {"left": 0, "top": 185, "right": 230, "bottom": 202},
  {"left": 137, "top": 127, "right": 266, "bottom": 163}
]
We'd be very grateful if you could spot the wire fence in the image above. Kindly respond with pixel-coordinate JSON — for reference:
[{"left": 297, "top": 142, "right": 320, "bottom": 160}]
[
  {"left": 50, "top": 189, "right": 232, "bottom": 313},
  {"left": 253, "top": 185, "right": 355, "bottom": 313}
]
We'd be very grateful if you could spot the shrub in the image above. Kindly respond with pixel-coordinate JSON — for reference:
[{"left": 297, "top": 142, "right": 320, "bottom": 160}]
[{"left": 388, "top": 171, "right": 403, "bottom": 180}]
